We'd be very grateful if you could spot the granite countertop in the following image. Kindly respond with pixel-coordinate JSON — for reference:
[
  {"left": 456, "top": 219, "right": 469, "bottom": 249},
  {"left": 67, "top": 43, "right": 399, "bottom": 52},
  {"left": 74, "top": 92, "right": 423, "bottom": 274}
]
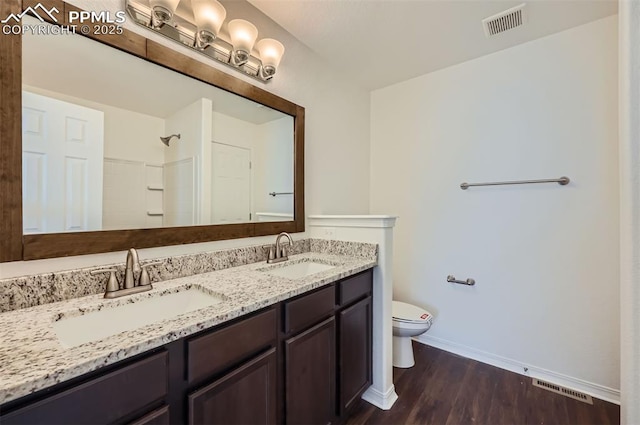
[{"left": 0, "top": 252, "right": 376, "bottom": 405}]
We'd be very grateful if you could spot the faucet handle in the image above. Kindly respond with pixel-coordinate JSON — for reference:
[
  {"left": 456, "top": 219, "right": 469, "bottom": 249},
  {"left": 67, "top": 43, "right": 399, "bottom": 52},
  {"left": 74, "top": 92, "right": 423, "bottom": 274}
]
[
  {"left": 91, "top": 269, "right": 119, "bottom": 294},
  {"left": 139, "top": 261, "right": 162, "bottom": 287},
  {"left": 263, "top": 245, "right": 276, "bottom": 261}
]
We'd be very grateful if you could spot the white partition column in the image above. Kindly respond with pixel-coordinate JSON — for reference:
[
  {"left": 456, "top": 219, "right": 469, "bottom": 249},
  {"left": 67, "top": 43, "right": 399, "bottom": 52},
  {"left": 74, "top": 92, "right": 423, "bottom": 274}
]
[
  {"left": 308, "top": 215, "right": 398, "bottom": 410},
  {"left": 619, "top": 1, "right": 640, "bottom": 423}
]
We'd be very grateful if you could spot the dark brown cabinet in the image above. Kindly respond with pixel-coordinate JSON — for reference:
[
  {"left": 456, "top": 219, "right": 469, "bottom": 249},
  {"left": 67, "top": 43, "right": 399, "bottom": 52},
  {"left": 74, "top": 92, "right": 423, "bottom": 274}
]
[
  {"left": 285, "top": 317, "right": 336, "bottom": 425},
  {"left": 188, "top": 348, "right": 277, "bottom": 425},
  {"left": 0, "top": 351, "right": 169, "bottom": 425},
  {"left": 282, "top": 269, "right": 373, "bottom": 424},
  {"left": 0, "top": 269, "right": 374, "bottom": 425},
  {"left": 338, "top": 296, "right": 372, "bottom": 414}
]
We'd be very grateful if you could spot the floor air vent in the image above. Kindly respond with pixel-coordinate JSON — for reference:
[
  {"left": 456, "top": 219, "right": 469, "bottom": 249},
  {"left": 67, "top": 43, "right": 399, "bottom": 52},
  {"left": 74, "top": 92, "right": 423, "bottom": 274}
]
[
  {"left": 482, "top": 4, "right": 526, "bottom": 37},
  {"left": 532, "top": 378, "right": 593, "bottom": 404}
]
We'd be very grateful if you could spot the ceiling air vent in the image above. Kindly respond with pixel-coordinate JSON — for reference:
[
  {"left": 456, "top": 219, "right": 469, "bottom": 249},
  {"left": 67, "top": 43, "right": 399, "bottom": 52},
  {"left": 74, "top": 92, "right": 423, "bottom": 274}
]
[
  {"left": 482, "top": 3, "right": 527, "bottom": 37},
  {"left": 532, "top": 378, "right": 594, "bottom": 404}
]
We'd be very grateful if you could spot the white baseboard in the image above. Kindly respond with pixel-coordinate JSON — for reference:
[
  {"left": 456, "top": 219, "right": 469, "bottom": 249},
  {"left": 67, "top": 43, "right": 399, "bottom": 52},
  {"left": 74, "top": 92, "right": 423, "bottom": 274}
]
[
  {"left": 361, "top": 384, "right": 399, "bottom": 410},
  {"left": 415, "top": 334, "right": 620, "bottom": 405}
]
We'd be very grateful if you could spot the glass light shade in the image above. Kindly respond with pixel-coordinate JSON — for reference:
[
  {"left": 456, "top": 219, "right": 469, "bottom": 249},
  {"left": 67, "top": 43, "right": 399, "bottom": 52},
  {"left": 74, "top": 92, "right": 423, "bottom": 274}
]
[
  {"left": 228, "top": 19, "right": 258, "bottom": 54},
  {"left": 256, "top": 38, "right": 285, "bottom": 70},
  {"left": 191, "top": 0, "right": 226, "bottom": 38},
  {"left": 149, "top": 0, "right": 180, "bottom": 21}
]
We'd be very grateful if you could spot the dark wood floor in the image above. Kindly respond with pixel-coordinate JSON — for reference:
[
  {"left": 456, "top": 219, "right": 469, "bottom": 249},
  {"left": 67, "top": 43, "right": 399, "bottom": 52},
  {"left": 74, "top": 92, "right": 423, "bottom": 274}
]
[{"left": 346, "top": 342, "right": 620, "bottom": 425}]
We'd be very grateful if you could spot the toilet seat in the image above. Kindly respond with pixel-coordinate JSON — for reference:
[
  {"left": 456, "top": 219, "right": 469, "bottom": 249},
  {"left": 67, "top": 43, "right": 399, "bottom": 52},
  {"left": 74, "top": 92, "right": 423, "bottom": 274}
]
[{"left": 392, "top": 301, "right": 432, "bottom": 324}]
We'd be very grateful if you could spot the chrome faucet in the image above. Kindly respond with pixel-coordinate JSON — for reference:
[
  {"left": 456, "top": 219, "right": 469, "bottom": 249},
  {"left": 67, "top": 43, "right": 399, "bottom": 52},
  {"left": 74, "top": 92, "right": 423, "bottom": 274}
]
[
  {"left": 91, "top": 248, "right": 161, "bottom": 298},
  {"left": 267, "top": 232, "right": 293, "bottom": 264}
]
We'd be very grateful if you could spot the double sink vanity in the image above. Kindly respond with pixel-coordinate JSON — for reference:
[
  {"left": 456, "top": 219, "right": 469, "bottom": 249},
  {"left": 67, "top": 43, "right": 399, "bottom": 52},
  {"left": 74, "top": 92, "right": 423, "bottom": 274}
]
[{"left": 0, "top": 237, "right": 377, "bottom": 424}]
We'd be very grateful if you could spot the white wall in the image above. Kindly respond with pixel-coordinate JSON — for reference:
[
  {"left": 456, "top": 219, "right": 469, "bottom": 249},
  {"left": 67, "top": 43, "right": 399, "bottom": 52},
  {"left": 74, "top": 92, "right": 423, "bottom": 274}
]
[
  {"left": 102, "top": 107, "right": 164, "bottom": 165},
  {"left": 211, "top": 111, "right": 255, "bottom": 150},
  {"left": 0, "top": 0, "right": 370, "bottom": 278},
  {"left": 165, "top": 98, "right": 213, "bottom": 225},
  {"left": 370, "top": 16, "right": 620, "bottom": 398},
  {"left": 254, "top": 117, "right": 295, "bottom": 215}
]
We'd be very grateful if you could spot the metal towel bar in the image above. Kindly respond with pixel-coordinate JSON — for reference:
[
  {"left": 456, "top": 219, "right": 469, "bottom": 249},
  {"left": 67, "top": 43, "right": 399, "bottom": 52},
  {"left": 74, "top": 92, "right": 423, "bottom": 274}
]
[
  {"left": 269, "top": 192, "right": 293, "bottom": 197},
  {"left": 447, "top": 275, "right": 476, "bottom": 286},
  {"left": 460, "top": 176, "right": 570, "bottom": 190}
]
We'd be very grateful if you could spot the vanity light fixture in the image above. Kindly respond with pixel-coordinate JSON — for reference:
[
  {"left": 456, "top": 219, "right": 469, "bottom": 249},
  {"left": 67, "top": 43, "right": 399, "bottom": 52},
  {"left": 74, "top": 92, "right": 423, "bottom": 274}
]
[
  {"left": 148, "top": 0, "right": 180, "bottom": 26},
  {"left": 228, "top": 19, "right": 258, "bottom": 66},
  {"left": 191, "top": 0, "right": 226, "bottom": 49},
  {"left": 256, "top": 38, "right": 285, "bottom": 79},
  {"left": 126, "top": 0, "right": 285, "bottom": 82}
]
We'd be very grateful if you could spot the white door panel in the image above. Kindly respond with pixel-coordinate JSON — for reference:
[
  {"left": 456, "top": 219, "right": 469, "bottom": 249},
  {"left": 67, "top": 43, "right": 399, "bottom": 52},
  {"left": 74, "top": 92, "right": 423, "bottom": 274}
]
[
  {"left": 22, "top": 91, "right": 104, "bottom": 233},
  {"left": 22, "top": 151, "right": 46, "bottom": 233},
  {"left": 65, "top": 157, "right": 88, "bottom": 231}
]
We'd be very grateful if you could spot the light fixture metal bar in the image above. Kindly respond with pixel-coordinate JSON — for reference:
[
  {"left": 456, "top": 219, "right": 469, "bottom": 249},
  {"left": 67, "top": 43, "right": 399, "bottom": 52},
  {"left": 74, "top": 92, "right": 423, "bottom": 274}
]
[{"left": 125, "top": 0, "right": 273, "bottom": 82}]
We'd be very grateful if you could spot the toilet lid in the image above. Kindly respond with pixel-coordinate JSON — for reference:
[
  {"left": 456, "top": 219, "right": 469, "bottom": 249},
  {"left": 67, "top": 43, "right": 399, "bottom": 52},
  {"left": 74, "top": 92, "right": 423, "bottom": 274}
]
[{"left": 392, "top": 301, "right": 433, "bottom": 323}]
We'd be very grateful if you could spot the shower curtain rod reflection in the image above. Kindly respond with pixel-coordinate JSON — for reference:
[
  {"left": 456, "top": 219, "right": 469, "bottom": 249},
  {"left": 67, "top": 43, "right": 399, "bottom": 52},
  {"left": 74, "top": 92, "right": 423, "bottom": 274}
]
[{"left": 460, "top": 176, "right": 570, "bottom": 190}]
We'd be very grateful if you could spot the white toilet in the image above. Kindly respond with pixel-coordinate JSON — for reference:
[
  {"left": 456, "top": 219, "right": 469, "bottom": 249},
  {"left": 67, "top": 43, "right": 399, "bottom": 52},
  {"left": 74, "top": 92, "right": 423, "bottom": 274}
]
[{"left": 392, "top": 301, "right": 434, "bottom": 368}]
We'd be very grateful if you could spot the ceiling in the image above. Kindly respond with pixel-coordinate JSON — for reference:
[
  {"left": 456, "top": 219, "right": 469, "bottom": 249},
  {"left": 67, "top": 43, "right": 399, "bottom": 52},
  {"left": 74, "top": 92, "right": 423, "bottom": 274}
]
[{"left": 248, "top": 0, "right": 618, "bottom": 90}]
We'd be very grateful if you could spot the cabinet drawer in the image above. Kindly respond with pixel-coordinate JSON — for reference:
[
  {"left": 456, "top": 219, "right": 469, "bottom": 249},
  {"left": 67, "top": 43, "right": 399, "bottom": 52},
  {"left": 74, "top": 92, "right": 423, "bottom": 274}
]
[
  {"left": 2, "top": 352, "right": 168, "bottom": 425},
  {"left": 284, "top": 285, "right": 335, "bottom": 335},
  {"left": 187, "top": 308, "right": 276, "bottom": 385},
  {"left": 339, "top": 269, "right": 373, "bottom": 307}
]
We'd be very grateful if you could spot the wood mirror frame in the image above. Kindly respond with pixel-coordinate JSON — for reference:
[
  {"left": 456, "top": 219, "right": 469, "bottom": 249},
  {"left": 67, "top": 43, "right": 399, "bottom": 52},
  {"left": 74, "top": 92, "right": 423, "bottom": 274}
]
[{"left": 0, "top": 0, "right": 304, "bottom": 262}]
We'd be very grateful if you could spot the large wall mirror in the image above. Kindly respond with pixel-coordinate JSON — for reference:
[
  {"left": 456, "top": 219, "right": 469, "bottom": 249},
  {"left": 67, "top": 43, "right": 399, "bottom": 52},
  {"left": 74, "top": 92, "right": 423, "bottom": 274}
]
[{"left": 0, "top": 1, "right": 305, "bottom": 262}]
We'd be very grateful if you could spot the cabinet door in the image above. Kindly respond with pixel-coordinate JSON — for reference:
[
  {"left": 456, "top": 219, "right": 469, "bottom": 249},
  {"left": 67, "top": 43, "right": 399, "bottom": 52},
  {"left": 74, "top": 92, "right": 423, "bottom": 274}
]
[
  {"left": 285, "top": 316, "right": 336, "bottom": 425},
  {"left": 339, "top": 296, "right": 372, "bottom": 414},
  {"left": 188, "top": 348, "right": 277, "bottom": 425}
]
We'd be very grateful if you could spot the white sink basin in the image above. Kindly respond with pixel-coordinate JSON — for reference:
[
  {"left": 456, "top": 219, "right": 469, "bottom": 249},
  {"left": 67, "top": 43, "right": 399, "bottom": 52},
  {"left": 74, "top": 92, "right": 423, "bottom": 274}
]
[
  {"left": 53, "top": 287, "right": 225, "bottom": 348},
  {"left": 261, "top": 261, "right": 336, "bottom": 279}
]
